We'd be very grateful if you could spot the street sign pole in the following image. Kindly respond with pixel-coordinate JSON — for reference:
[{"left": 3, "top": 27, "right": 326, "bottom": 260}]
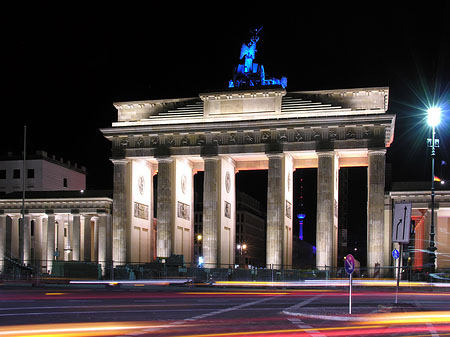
[
  {"left": 395, "top": 244, "right": 403, "bottom": 304},
  {"left": 345, "top": 254, "right": 355, "bottom": 314},
  {"left": 349, "top": 273, "right": 352, "bottom": 314}
]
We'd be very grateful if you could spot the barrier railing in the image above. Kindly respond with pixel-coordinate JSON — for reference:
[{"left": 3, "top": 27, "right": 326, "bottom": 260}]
[{"left": 0, "top": 258, "right": 447, "bottom": 284}]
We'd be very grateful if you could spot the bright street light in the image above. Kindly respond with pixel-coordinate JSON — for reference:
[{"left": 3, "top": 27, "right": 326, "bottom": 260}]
[
  {"left": 427, "top": 107, "right": 442, "bottom": 127},
  {"left": 427, "top": 106, "right": 441, "bottom": 274}
]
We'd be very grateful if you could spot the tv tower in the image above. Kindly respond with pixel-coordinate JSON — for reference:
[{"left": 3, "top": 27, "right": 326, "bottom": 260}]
[{"left": 297, "top": 172, "right": 306, "bottom": 240}]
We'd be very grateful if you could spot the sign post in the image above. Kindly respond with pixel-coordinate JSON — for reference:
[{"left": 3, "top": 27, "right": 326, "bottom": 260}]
[
  {"left": 392, "top": 202, "right": 411, "bottom": 304},
  {"left": 393, "top": 247, "right": 401, "bottom": 304},
  {"left": 345, "top": 254, "right": 355, "bottom": 314}
]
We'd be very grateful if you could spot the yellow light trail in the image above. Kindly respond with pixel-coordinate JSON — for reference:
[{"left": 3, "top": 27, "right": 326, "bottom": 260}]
[
  {"left": 362, "top": 311, "right": 450, "bottom": 325},
  {"left": 0, "top": 322, "right": 166, "bottom": 337}
]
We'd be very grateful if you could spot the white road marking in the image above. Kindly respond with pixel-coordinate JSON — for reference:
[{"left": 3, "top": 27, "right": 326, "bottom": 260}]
[{"left": 117, "top": 294, "right": 283, "bottom": 336}]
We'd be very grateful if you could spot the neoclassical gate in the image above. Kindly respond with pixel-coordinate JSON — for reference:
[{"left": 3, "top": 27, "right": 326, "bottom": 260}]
[{"left": 102, "top": 86, "right": 395, "bottom": 270}]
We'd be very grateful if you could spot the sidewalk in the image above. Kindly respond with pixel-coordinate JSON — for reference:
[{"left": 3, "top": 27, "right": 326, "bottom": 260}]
[{"left": 283, "top": 301, "right": 421, "bottom": 321}]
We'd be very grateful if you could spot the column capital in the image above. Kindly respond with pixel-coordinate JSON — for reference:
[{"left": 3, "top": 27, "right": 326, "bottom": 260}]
[
  {"left": 156, "top": 156, "right": 174, "bottom": 164},
  {"left": 202, "top": 155, "right": 220, "bottom": 162},
  {"left": 316, "top": 150, "right": 336, "bottom": 158},
  {"left": 110, "top": 158, "right": 130, "bottom": 165},
  {"left": 266, "top": 152, "right": 285, "bottom": 160},
  {"left": 368, "top": 149, "right": 387, "bottom": 156}
]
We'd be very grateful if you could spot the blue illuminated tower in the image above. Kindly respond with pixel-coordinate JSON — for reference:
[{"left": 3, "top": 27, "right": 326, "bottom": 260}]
[
  {"left": 297, "top": 173, "right": 306, "bottom": 240},
  {"left": 229, "top": 27, "right": 287, "bottom": 89}
]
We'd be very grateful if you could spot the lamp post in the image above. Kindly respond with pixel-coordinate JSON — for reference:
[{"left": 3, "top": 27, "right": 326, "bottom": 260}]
[
  {"left": 427, "top": 107, "right": 441, "bottom": 273},
  {"left": 237, "top": 243, "right": 247, "bottom": 267}
]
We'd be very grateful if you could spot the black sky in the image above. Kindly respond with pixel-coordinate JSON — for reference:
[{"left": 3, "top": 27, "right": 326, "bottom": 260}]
[{"left": 3, "top": 2, "right": 450, "bottom": 195}]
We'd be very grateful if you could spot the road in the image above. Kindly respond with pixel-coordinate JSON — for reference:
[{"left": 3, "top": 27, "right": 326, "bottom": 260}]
[{"left": 1, "top": 284, "right": 450, "bottom": 336}]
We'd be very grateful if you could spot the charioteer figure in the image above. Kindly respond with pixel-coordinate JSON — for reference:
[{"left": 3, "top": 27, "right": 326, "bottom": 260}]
[{"left": 229, "top": 27, "right": 287, "bottom": 89}]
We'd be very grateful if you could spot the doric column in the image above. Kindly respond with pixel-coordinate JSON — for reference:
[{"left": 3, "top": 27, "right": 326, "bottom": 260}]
[
  {"left": 112, "top": 159, "right": 130, "bottom": 266},
  {"left": 266, "top": 154, "right": 284, "bottom": 268},
  {"left": 71, "top": 212, "right": 81, "bottom": 261},
  {"left": 156, "top": 157, "right": 173, "bottom": 259},
  {"left": 56, "top": 217, "right": 64, "bottom": 260},
  {"left": 10, "top": 215, "right": 19, "bottom": 259},
  {"left": 0, "top": 214, "right": 6, "bottom": 273},
  {"left": 97, "top": 212, "right": 107, "bottom": 274},
  {"left": 33, "top": 216, "right": 43, "bottom": 267},
  {"left": 266, "top": 153, "right": 294, "bottom": 269},
  {"left": 19, "top": 214, "right": 31, "bottom": 265},
  {"left": 316, "top": 151, "right": 339, "bottom": 269},
  {"left": 40, "top": 216, "right": 48, "bottom": 268},
  {"left": 106, "top": 213, "right": 112, "bottom": 264},
  {"left": 92, "top": 217, "right": 99, "bottom": 262},
  {"left": 367, "top": 150, "right": 386, "bottom": 270},
  {"left": 202, "top": 157, "right": 220, "bottom": 267},
  {"left": 46, "top": 212, "right": 56, "bottom": 273},
  {"left": 83, "top": 215, "right": 92, "bottom": 261}
]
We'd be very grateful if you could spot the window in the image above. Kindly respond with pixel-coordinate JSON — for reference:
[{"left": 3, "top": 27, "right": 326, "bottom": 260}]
[
  {"left": 31, "top": 220, "right": 35, "bottom": 236},
  {"left": 63, "top": 178, "right": 68, "bottom": 187},
  {"left": 0, "top": 170, "right": 5, "bottom": 179},
  {"left": 27, "top": 169, "right": 34, "bottom": 179},
  {"left": 13, "top": 169, "right": 20, "bottom": 179}
]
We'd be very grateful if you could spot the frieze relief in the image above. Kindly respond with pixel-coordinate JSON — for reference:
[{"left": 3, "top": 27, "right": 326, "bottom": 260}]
[{"left": 113, "top": 126, "right": 380, "bottom": 150}]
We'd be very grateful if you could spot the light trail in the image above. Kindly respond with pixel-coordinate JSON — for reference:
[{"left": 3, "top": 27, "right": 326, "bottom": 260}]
[{"left": 0, "top": 322, "right": 168, "bottom": 337}]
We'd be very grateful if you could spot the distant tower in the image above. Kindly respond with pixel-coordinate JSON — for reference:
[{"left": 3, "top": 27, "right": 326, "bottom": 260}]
[{"left": 297, "top": 172, "right": 306, "bottom": 240}]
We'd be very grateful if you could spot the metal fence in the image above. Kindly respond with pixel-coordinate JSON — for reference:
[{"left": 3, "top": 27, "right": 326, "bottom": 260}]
[{"left": 1, "top": 258, "right": 447, "bottom": 284}]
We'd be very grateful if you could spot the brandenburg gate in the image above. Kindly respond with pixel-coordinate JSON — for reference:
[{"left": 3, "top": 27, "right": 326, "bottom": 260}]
[
  {"left": 102, "top": 86, "right": 395, "bottom": 269},
  {"left": 101, "top": 30, "right": 395, "bottom": 270}
]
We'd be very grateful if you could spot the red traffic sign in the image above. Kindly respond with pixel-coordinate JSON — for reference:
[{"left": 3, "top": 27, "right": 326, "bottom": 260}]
[{"left": 345, "top": 254, "right": 355, "bottom": 275}]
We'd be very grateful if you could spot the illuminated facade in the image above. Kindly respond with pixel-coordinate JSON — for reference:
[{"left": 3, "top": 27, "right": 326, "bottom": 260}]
[
  {"left": 0, "top": 190, "right": 112, "bottom": 274},
  {"left": 387, "top": 182, "right": 450, "bottom": 271},
  {"left": 102, "top": 86, "right": 395, "bottom": 270}
]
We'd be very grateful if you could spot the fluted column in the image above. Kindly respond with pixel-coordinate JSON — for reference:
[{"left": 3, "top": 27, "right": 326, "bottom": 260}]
[
  {"left": 72, "top": 212, "right": 81, "bottom": 261},
  {"left": 83, "top": 215, "right": 92, "bottom": 261},
  {"left": 56, "top": 217, "right": 64, "bottom": 260},
  {"left": 10, "top": 215, "right": 19, "bottom": 259},
  {"left": 203, "top": 157, "right": 220, "bottom": 267},
  {"left": 367, "top": 150, "right": 386, "bottom": 270},
  {"left": 156, "top": 158, "right": 173, "bottom": 258},
  {"left": 97, "top": 212, "right": 107, "bottom": 275},
  {"left": 316, "top": 151, "right": 339, "bottom": 269},
  {"left": 0, "top": 214, "right": 6, "bottom": 273},
  {"left": 112, "top": 159, "right": 130, "bottom": 266},
  {"left": 92, "top": 217, "right": 99, "bottom": 262},
  {"left": 266, "top": 154, "right": 284, "bottom": 268},
  {"left": 33, "top": 216, "right": 43, "bottom": 267},
  {"left": 19, "top": 214, "right": 31, "bottom": 265},
  {"left": 40, "top": 217, "right": 48, "bottom": 268},
  {"left": 46, "top": 212, "right": 56, "bottom": 273}
]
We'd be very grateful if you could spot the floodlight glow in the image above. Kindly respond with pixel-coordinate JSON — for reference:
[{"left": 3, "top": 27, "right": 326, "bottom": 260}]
[{"left": 427, "top": 107, "right": 442, "bottom": 127}]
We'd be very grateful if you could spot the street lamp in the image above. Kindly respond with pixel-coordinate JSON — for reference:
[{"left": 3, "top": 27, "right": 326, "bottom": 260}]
[
  {"left": 237, "top": 243, "right": 247, "bottom": 267},
  {"left": 427, "top": 106, "right": 441, "bottom": 273}
]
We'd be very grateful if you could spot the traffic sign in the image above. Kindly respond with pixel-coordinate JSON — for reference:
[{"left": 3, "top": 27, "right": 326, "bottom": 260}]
[
  {"left": 393, "top": 203, "right": 412, "bottom": 243},
  {"left": 392, "top": 248, "right": 400, "bottom": 260},
  {"left": 345, "top": 254, "right": 355, "bottom": 275}
]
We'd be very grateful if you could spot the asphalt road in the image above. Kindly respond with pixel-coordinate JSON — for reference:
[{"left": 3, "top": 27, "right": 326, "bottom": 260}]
[{"left": 1, "top": 284, "right": 450, "bottom": 336}]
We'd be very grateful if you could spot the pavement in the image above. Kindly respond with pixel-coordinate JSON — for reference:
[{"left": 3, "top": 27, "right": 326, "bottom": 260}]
[{"left": 282, "top": 300, "right": 422, "bottom": 321}]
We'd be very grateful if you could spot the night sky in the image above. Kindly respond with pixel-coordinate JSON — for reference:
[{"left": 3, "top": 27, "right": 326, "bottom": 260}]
[{"left": 3, "top": 3, "right": 450, "bottom": 249}]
